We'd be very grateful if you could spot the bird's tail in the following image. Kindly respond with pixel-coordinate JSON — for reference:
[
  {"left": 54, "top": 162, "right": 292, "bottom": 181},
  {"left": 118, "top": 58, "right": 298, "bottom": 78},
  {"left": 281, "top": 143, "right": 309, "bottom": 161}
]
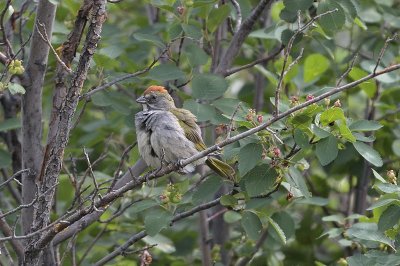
[{"left": 206, "top": 157, "right": 236, "bottom": 182}]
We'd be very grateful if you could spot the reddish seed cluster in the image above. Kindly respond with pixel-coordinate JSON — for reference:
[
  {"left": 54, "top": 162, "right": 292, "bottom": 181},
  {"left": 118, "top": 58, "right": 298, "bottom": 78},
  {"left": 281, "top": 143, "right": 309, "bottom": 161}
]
[
  {"left": 306, "top": 94, "right": 315, "bottom": 101},
  {"left": 257, "top": 115, "right": 263, "bottom": 123},
  {"left": 334, "top": 99, "right": 341, "bottom": 107}
]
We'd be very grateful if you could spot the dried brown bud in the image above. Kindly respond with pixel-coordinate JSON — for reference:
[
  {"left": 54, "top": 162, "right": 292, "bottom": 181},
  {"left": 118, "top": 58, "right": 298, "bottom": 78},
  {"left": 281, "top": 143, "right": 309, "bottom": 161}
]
[
  {"left": 141, "top": 250, "right": 153, "bottom": 266},
  {"left": 334, "top": 99, "right": 341, "bottom": 107}
]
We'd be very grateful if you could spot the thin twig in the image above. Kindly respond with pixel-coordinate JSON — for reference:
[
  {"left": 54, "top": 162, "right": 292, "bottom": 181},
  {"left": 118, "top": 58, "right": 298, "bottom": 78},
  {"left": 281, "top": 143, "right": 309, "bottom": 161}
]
[
  {"left": 336, "top": 54, "right": 358, "bottom": 86},
  {"left": 226, "top": 102, "right": 242, "bottom": 139},
  {"left": 224, "top": 45, "right": 284, "bottom": 77},
  {"left": 0, "top": 0, "right": 15, "bottom": 58},
  {"left": 373, "top": 33, "right": 398, "bottom": 74},
  {"left": 36, "top": 21, "right": 72, "bottom": 73},
  {"left": 109, "top": 142, "right": 137, "bottom": 191},
  {"left": 0, "top": 169, "right": 29, "bottom": 189}
]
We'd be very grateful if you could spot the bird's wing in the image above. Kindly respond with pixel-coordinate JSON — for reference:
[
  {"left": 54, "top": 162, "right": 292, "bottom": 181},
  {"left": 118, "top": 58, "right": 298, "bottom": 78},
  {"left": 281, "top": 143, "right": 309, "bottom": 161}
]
[{"left": 170, "top": 108, "right": 207, "bottom": 151}]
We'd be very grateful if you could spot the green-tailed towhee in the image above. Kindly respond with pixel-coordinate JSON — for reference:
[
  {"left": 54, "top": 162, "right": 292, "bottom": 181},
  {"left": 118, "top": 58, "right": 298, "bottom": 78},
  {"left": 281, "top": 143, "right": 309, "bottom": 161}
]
[{"left": 135, "top": 85, "right": 235, "bottom": 181}]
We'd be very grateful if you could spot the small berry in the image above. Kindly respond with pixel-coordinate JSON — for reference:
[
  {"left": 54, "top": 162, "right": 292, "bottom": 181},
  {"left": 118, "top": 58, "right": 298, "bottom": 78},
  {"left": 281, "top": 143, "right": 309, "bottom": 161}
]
[
  {"left": 177, "top": 6, "right": 185, "bottom": 15},
  {"left": 257, "top": 115, "right": 263, "bottom": 123},
  {"left": 306, "top": 94, "right": 315, "bottom": 101},
  {"left": 272, "top": 147, "right": 281, "bottom": 157},
  {"left": 286, "top": 192, "right": 294, "bottom": 201},
  {"left": 334, "top": 99, "right": 341, "bottom": 107}
]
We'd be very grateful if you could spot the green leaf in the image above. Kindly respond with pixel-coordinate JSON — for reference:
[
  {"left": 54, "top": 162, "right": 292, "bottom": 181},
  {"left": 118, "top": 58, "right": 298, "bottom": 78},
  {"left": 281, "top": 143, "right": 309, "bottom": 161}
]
[
  {"left": 367, "top": 199, "right": 399, "bottom": 210},
  {"left": 191, "top": 73, "right": 228, "bottom": 100},
  {"left": 287, "top": 166, "right": 311, "bottom": 197},
  {"left": 338, "top": 0, "right": 358, "bottom": 19},
  {"left": 347, "top": 223, "right": 395, "bottom": 250},
  {"left": 224, "top": 211, "right": 242, "bottom": 223},
  {"left": 338, "top": 123, "right": 356, "bottom": 142},
  {"left": 244, "top": 165, "right": 277, "bottom": 197},
  {"left": 0, "top": 149, "right": 12, "bottom": 168},
  {"left": 304, "top": 54, "right": 330, "bottom": 82},
  {"left": 371, "top": 169, "right": 387, "bottom": 183},
  {"left": 297, "top": 197, "right": 329, "bottom": 206},
  {"left": 268, "top": 217, "right": 286, "bottom": 244},
  {"left": 130, "top": 199, "right": 159, "bottom": 214},
  {"left": 239, "top": 143, "right": 263, "bottom": 177},
  {"left": 220, "top": 195, "right": 238, "bottom": 207},
  {"left": 320, "top": 107, "right": 345, "bottom": 126},
  {"left": 146, "top": 63, "right": 185, "bottom": 82},
  {"left": 184, "top": 44, "right": 209, "bottom": 66},
  {"left": 241, "top": 211, "right": 263, "bottom": 240},
  {"left": 192, "top": 175, "right": 223, "bottom": 204},
  {"left": 212, "top": 98, "right": 244, "bottom": 115},
  {"left": 392, "top": 139, "right": 400, "bottom": 157},
  {"left": 133, "top": 32, "right": 165, "bottom": 48},
  {"left": 294, "top": 129, "right": 310, "bottom": 148},
  {"left": 270, "top": 212, "right": 295, "bottom": 239},
  {"left": 374, "top": 183, "right": 400, "bottom": 194},
  {"left": 143, "top": 235, "right": 176, "bottom": 253},
  {"left": 349, "top": 67, "right": 377, "bottom": 98},
  {"left": 183, "top": 100, "right": 217, "bottom": 122},
  {"left": 317, "top": 0, "right": 346, "bottom": 33},
  {"left": 349, "top": 120, "right": 383, "bottom": 131},
  {"left": 207, "top": 4, "right": 230, "bottom": 33},
  {"left": 316, "top": 134, "right": 338, "bottom": 166},
  {"left": 311, "top": 124, "right": 331, "bottom": 138},
  {"left": 0, "top": 118, "right": 21, "bottom": 132},
  {"left": 144, "top": 208, "right": 173, "bottom": 236},
  {"left": 181, "top": 24, "right": 203, "bottom": 40},
  {"left": 8, "top": 83, "right": 26, "bottom": 95},
  {"left": 353, "top": 141, "right": 383, "bottom": 167},
  {"left": 283, "top": 0, "right": 313, "bottom": 12},
  {"left": 378, "top": 205, "right": 400, "bottom": 231},
  {"left": 280, "top": 29, "right": 303, "bottom": 46}
]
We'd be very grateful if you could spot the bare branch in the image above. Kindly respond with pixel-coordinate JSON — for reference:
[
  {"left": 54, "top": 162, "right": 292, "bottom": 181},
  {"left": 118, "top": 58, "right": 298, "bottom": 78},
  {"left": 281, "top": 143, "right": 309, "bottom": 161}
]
[
  {"left": 223, "top": 45, "right": 284, "bottom": 77},
  {"left": 82, "top": 45, "right": 171, "bottom": 99},
  {"left": 35, "top": 21, "right": 72, "bottom": 73},
  {"left": 216, "top": 0, "right": 273, "bottom": 74},
  {"left": 230, "top": 0, "right": 242, "bottom": 33},
  {"left": 0, "top": 211, "right": 24, "bottom": 260},
  {"left": 373, "top": 33, "right": 398, "bottom": 74},
  {"left": 0, "top": 0, "right": 15, "bottom": 58},
  {"left": 336, "top": 54, "right": 358, "bottom": 87},
  {"left": 0, "top": 169, "right": 30, "bottom": 190}
]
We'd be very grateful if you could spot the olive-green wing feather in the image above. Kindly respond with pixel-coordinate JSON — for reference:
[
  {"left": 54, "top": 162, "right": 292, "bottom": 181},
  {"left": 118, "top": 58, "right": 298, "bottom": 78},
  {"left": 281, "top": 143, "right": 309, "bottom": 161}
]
[
  {"left": 170, "top": 108, "right": 206, "bottom": 151},
  {"left": 170, "top": 108, "right": 236, "bottom": 182}
]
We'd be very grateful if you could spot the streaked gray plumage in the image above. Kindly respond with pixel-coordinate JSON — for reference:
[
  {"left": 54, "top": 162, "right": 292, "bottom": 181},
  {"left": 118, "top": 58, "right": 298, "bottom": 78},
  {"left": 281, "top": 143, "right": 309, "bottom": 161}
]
[{"left": 135, "top": 109, "right": 204, "bottom": 173}]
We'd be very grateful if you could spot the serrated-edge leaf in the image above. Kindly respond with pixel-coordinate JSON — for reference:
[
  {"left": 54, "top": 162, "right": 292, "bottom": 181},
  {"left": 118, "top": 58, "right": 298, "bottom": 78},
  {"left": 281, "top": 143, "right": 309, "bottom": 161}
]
[{"left": 268, "top": 217, "right": 287, "bottom": 244}]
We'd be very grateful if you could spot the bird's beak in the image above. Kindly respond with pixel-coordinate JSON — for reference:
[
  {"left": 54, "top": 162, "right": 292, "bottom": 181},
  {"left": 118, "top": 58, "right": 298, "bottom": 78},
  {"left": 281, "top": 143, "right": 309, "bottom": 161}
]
[{"left": 136, "top": 96, "right": 147, "bottom": 104}]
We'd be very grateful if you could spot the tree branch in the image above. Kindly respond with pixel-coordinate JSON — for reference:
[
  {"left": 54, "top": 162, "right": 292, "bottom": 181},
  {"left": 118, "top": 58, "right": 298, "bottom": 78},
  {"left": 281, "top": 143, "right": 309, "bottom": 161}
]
[
  {"left": 215, "top": 0, "right": 273, "bottom": 74},
  {"left": 20, "top": 0, "right": 56, "bottom": 235}
]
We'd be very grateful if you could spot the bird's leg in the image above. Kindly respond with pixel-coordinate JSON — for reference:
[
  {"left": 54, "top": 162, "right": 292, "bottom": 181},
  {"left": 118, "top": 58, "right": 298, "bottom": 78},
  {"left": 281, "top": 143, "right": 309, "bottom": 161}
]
[{"left": 175, "top": 159, "right": 187, "bottom": 174}]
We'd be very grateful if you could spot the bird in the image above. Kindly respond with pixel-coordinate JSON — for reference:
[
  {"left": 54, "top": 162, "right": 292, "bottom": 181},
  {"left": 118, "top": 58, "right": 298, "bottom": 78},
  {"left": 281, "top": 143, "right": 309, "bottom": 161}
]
[{"left": 135, "top": 85, "right": 235, "bottom": 181}]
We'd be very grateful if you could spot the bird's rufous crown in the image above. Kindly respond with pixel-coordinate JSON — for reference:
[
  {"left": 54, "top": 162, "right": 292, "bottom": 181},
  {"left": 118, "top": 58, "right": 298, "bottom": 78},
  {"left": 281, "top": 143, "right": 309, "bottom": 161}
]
[{"left": 143, "top": 85, "right": 168, "bottom": 95}]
